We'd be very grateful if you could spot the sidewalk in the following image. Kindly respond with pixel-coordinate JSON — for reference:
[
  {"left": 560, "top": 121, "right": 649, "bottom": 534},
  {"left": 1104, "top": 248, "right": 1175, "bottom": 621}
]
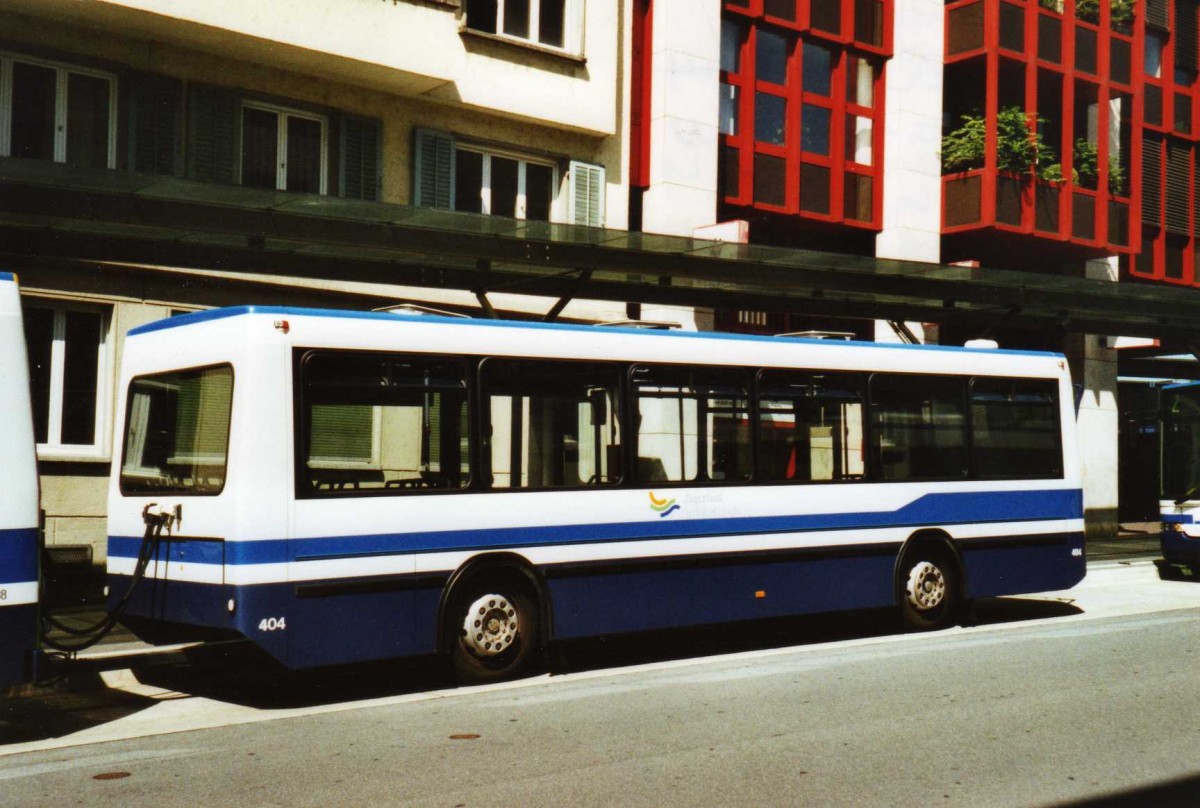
[{"left": 1089, "top": 522, "right": 1163, "bottom": 561}]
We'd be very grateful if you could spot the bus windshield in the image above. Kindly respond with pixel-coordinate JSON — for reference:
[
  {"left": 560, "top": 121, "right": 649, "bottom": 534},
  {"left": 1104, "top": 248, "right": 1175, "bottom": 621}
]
[
  {"left": 120, "top": 364, "right": 233, "bottom": 495},
  {"left": 1161, "top": 384, "right": 1200, "bottom": 502}
]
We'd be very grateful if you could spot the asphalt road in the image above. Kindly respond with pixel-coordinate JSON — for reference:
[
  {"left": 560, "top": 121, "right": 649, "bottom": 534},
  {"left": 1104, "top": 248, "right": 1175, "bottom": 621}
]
[{"left": 2, "top": 562, "right": 1199, "bottom": 807}]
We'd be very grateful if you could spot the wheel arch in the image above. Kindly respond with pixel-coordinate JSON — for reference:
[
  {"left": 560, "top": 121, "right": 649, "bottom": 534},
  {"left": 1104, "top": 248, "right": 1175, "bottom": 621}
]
[
  {"left": 435, "top": 552, "right": 552, "bottom": 656},
  {"left": 893, "top": 529, "right": 967, "bottom": 607}
]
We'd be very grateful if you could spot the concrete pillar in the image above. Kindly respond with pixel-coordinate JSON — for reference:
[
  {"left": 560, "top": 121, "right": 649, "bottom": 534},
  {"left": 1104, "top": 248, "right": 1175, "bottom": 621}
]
[
  {"left": 875, "top": 0, "right": 943, "bottom": 266},
  {"left": 1066, "top": 257, "right": 1120, "bottom": 539},
  {"left": 642, "top": 0, "right": 721, "bottom": 238},
  {"left": 637, "top": 0, "right": 722, "bottom": 329}
]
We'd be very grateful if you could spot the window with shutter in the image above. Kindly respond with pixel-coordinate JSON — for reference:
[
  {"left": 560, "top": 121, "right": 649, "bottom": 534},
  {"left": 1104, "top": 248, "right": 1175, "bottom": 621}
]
[
  {"left": 339, "top": 115, "right": 382, "bottom": 201},
  {"left": 1142, "top": 135, "right": 1163, "bottom": 225},
  {"left": 568, "top": 160, "right": 606, "bottom": 227},
  {"left": 239, "top": 101, "right": 327, "bottom": 194},
  {"left": 413, "top": 128, "right": 456, "bottom": 209},
  {"left": 1165, "top": 140, "right": 1192, "bottom": 235},
  {"left": 0, "top": 52, "right": 117, "bottom": 169},
  {"left": 129, "top": 72, "right": 181, "bottom": 176},
  {"left": 187, "top": 84, "right": 238, "bottom": 184}
]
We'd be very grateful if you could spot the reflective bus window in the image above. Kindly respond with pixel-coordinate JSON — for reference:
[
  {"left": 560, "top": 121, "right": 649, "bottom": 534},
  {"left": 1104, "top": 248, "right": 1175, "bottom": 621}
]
[
  {"left": 971, "top": 378, "right": 1062, "bottom": 479},
  {"left": 298, "top": 352, "right": 469, "bottom": 495},
  {"left": 758, "top": 370, "right": 865, "bottom": 482},
  {"left": 481, "top": 359, "right": 622, "bottom": 489},
  {"left": 120, "top": 364, "right": 233, "bottom": 495},
  {"left": 632, "top": 365, "right": 751, "bottom": 483},
  {"left": 871, "top": 374, "right": 967, "bottom": 480}
]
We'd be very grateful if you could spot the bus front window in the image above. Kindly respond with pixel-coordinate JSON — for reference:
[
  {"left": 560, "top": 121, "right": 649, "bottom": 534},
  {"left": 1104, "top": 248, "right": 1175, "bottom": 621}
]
[{"left": 120, "top": 365, "right": 233, "bottom": 495}]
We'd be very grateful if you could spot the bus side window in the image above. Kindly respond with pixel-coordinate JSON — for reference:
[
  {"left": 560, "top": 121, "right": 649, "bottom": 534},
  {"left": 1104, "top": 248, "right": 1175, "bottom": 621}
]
[
  {"left": 870, "top": 373, "right": 967, "bottom": 481},
  {"left": 757, "top": 370, "right": 865, "bottom": 482},
  {"left": 632, "top": 365, "right": 751, "bottom": 484},
  {"left": 971, "top": 377, "right": 1061, "bottom": 479},
  {"left": 298, "top": 352, "right": 470, "bottom": 496},
  {"left": 481, "top": 359, "right": 622, "bottom": 489}
]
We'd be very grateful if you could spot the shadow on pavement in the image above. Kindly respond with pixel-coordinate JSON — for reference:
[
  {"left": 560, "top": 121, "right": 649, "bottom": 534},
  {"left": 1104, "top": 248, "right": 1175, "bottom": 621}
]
[
  {"left": 1, "top": 673, "right": 156, "bottom": 746},
  {"left": 1052, "top": 772, "right": 1200, "bottom": 807},
  {"left": 3, "top": 593, "right": 1086, "bottom": 734}
]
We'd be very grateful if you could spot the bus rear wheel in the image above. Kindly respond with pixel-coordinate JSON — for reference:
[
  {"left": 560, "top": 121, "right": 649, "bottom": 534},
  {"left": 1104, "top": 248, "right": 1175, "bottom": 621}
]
[
  {"left": 448, "top": 578, "right": 540, "bottom": 685},
  {"left": 897, "top": 548, "right": 959, "bottom": 631}
]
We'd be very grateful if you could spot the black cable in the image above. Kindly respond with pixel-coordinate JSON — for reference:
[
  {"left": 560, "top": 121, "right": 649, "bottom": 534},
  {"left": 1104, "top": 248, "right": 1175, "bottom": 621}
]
[{"left": 39, "top": 514, "right": 167, "bottom": 653}]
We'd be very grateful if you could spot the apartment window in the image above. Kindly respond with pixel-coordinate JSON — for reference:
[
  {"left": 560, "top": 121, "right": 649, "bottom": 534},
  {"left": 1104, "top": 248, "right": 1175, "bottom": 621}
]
[
  {"left": 23, "top": 301, "right": 109, "bottom": 457},
  {"left": 453, "top": 147, "right": 557, "bottom": 221},
  {"left": 465, "top": 0, "right": 583, "bottom": 54},
  {"left": 414, "top": 129, "right": 605, "bottom": 225},
  {"left": 240, "top": 103, "right": 327, "bottom": 194},
  {"left": 0, "top": 53, "right": 116, "bottom": 169},
  {"left": 1145, "top": 32, "right": 1164, "bottom": 78}
]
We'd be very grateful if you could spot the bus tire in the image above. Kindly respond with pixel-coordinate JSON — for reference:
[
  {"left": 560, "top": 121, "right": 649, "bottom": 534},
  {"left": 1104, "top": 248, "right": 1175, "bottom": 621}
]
[
  {"left": 897, "top": 546, "right": 959, "bottom": 632},
  {"left": 447, "top": 575, "right": 541, "bottom": 685}
]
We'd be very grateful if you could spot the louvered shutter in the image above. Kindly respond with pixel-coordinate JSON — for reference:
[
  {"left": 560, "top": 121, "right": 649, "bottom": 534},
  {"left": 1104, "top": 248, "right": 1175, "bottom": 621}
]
[
  {"left": 412, "top": 128, "right": 455, "bottom": 208},
  {"left": 568, "top": 160, "right": 606, "bottom": 227},
  {"left": 1165, "top": 140, "right": 1192, "bottom": 235},
  {"left": 339, "top": 115, "right": 382, "bottom": 201},
  {"left": 1177, "top": 1, "right": 1199, "bottom": 73},
  {"left": 128, "top": 72, "right": 181, "bottom": 176},
  {"left": 186, "top": 84, "right": 238, "bottom": 184},
  {"left": 1141, "top": 135, "right": 1163, "bottom": 226},
  {"left": 1194, "top": 156, "right": 1200, "bottom": 238},
  {"left": 1146, "top": 0, "right": 1169, "bottom": 30}
]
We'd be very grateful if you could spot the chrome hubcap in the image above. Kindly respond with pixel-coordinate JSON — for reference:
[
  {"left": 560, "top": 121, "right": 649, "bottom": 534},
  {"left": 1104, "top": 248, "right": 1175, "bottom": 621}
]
[
  {"left": 461, "top": 594, "right": 519, "bottom": 658},
  {"left": 905, "top": 561, "right": 946, "bottom": 611}
]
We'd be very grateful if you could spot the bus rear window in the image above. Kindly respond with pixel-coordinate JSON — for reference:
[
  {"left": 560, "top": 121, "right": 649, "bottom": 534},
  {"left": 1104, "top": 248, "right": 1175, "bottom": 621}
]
[{"left": 120, "top": 365, "right": 233, "bottom": 495}]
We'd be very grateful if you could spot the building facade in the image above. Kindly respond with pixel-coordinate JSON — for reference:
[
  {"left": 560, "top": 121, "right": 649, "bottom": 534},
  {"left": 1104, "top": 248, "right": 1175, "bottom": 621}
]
[
  {"left": 1, "top": 0, "right": 634, "bottom": 562},
  {"left": 4, "top": 0, "right": 1198, "bottom": 561}
]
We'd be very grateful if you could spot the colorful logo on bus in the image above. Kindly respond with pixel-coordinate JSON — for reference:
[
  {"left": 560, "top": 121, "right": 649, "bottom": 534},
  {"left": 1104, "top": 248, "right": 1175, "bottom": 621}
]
[{"left": 649, "top": 491, "right": 680, "bottom": 518}]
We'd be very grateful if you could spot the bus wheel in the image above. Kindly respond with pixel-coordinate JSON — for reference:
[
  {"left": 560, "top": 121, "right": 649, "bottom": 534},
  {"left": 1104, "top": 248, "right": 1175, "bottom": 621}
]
[
  {"left": 898, "top": 549, "right": 958, "bottom": 631},
  {"left": 449, "top": 578, "right": 540, "bottom": 685}
]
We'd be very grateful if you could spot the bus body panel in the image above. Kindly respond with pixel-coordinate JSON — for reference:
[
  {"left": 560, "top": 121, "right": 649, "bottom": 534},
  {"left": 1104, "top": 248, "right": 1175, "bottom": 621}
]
[
  {"left": 0, "top": 273, "right": 40, "bottom": 686},
  {"left": 107, "top": 307, "right": 1086, "bottom": 670}
]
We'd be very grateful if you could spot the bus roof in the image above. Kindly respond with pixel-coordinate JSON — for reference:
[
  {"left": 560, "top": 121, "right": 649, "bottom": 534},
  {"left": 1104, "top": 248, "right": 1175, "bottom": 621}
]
[{"left": 128, "top": 305, "right": 1064, "bottom": 360}]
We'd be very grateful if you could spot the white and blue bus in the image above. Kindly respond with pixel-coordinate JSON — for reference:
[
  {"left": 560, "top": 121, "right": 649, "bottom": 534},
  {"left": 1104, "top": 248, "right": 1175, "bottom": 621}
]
[
  {"left": 0, "top": 273, "right": 41, "bottom": 687},
  {"left": 107, "top": 306, "right": 1085, "bottom": 682},
  {"left": 1159, "top": 381, "right": 1200, "bottom": 573}
]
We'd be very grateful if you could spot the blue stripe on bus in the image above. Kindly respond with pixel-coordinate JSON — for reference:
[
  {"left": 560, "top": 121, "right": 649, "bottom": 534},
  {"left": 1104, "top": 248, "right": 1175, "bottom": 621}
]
[
  {"left": 0, "top": 272, "right": 15, "bottom": 282},
  {"left": 0, "top": 528, "right": 39, "bottom": 585},
  {"left": 126, "top": 305, "right": 1063, "bottom": 359},
  {"left": 108, "top": 531, "right": 1087, "bottom": 670},
  {"left": 1161, "top": 513, "right": 1194, "bottom": 524},
  {"left": 109, "top": 489, "right": 1083, "bottom": 567}
]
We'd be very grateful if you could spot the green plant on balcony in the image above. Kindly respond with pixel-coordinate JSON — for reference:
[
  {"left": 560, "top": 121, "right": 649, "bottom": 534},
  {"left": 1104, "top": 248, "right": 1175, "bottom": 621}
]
[
  {"left": 942, "top": 107, "right": 1054, "bottom": 177},
  {"left": 1074, "top": 0, "right": 1135, "bottom": 26},
  {"left": 1072, "top": 138, "right": 1127, "bottom": 194}
]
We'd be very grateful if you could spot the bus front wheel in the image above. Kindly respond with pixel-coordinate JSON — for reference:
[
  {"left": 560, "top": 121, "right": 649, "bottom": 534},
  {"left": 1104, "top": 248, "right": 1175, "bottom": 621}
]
[
  {"left": 448, "top": 577, "right": 540, "bottom": 685},
  {"left": 897, "top": 548, "right": 959, "bottom": 631}
]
